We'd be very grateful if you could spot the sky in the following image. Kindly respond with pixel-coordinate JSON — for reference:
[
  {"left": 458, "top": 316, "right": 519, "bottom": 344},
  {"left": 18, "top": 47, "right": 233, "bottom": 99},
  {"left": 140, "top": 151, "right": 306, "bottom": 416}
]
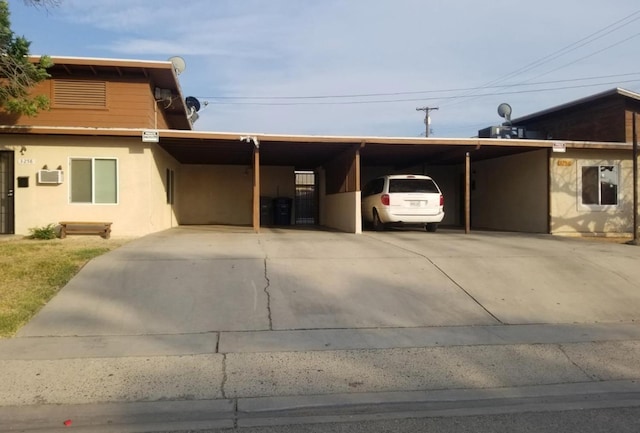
[{"left": 7, "top": 0, "right": 640, "bottom": 138}]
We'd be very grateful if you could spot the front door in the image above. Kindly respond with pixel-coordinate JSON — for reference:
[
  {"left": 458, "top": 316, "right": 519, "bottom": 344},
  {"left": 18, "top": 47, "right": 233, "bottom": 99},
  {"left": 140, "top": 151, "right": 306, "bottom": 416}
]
[{"left": 0, "top": 151, "right": 15, "bottom": 234}]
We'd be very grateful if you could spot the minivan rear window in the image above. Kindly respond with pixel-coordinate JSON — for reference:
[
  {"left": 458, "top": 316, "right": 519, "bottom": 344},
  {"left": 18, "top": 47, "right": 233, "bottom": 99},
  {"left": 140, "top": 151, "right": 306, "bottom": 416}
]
[{"left": 389, "top": 179, "right": 439, "bottom": 193}]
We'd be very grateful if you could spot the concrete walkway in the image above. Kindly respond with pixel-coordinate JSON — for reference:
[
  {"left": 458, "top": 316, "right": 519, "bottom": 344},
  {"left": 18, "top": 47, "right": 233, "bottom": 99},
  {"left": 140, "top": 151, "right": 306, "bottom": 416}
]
[{"left": 2, "top": 227, "right": 640, "bottom": 431}]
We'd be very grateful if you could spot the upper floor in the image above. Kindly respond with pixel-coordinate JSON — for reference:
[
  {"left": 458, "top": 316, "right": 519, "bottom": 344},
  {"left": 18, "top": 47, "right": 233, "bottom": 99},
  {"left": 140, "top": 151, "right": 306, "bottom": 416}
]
[{"left": 0, "top": 56, "right": 193, "bottom": 131}]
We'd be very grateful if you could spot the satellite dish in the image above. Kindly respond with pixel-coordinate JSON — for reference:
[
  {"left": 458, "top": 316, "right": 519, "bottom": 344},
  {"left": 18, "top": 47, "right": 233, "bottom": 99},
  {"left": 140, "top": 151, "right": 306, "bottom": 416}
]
[
  {"left": 497, "top": 103, "right": 512, "bottom": 121},
  {"left": 168, "top": 56, "right": 186, "bottom": 75},
  {"left": 185, "top": 96, "right": 201, "bottom": 112}
]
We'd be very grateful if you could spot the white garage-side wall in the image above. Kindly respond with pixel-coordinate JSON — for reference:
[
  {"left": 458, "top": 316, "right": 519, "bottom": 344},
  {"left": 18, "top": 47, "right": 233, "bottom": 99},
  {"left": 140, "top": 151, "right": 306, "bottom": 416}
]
[
  {"left": 550, "top": 149, "right": 634, "bottom": 236},
  {"left": 6, "top": 135, "right": 174, "bottom": 237},
  {"left": 471, "top": 149, "right": 548, "bottom": 233}
]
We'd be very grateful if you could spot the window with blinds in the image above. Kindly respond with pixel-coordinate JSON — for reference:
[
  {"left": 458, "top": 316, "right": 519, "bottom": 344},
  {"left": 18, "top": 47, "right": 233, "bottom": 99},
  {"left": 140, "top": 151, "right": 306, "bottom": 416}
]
[{"left": 53, "top": 80, "right": 107, "bottom": 108}]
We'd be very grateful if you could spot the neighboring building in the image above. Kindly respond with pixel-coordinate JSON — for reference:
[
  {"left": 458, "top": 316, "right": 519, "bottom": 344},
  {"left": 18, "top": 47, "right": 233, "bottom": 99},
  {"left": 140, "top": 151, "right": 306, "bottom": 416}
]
[
  {"left": 512, "top": 88, "right": 640, "bottom": 143},
  {"left": 0, "top": 56, "right": 637, "bottom": 238},
  {"left": 509, "top": 89, "right": 640, "bottom": 237}
]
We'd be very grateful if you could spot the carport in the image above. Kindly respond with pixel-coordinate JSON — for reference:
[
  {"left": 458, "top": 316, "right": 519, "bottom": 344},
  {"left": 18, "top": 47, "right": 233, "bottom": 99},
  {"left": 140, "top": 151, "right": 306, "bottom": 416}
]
[{"left": 157, "top": 130, "right": 628, "bottom": 234}]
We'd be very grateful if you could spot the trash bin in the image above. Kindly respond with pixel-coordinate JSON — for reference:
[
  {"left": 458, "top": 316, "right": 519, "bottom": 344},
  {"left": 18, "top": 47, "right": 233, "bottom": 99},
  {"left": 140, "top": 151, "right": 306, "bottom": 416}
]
[
  {"left": 273, "top": 197, "right": 292, "bottom": 225},
  {"left": 260, "top": 196, "right": 273, "bottom": 226}
]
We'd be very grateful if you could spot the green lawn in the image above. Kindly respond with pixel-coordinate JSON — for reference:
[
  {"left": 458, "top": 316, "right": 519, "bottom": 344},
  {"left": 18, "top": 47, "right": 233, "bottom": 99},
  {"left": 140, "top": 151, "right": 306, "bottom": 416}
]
[{"left": 0, "top": 237, "right": 129, "bottom": 337}]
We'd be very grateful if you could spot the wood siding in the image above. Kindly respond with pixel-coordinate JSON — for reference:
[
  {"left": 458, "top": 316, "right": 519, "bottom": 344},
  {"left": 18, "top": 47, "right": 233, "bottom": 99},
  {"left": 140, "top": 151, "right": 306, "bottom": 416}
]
[
  {"left": 0, "top": 78, "right": 172, "bottom": 129},
  {"left": 516, "top": 97, "right": 626, "bottom": 142}
]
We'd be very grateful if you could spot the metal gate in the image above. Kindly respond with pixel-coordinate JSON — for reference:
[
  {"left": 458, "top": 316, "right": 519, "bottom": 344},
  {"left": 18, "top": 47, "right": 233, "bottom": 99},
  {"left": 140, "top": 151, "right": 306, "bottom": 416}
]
[
  {"left": 295, "top": 171, "right": 316, "bottom": 225},
  {"left": 0, "top": 151, "right": 15, "bottom": 234}
]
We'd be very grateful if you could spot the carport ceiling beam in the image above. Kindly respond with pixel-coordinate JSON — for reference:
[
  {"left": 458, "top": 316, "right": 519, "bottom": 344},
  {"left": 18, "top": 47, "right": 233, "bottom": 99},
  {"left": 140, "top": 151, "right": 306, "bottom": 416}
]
[{"left": 393, "top": 147, "right": 473, "bottom": 170}]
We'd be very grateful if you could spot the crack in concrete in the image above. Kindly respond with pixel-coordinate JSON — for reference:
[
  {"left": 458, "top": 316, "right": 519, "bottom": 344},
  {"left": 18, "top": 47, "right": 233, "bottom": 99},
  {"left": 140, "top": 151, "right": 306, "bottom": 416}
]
[
  {"left": 264, "top": 258, "right": 273, "bottom": 330},
  {"left": 427, "top": 256, "right": 504, "bottom": 325},
  {"left": 558, "top": 343, "right": 599, "bottom": 381},
  {"left": 367, "top": 234, "right": 504, "bottom": 325},
  {"left": 221, "top": 353, "right": 228, "bottom": 399}
]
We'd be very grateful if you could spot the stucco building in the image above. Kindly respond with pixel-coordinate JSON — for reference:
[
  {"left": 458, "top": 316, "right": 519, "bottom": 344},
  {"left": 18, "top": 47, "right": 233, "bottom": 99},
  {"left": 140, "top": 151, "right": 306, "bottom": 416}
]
[{"left": 0, "top": 56, "right": 637, "bottom": 238}]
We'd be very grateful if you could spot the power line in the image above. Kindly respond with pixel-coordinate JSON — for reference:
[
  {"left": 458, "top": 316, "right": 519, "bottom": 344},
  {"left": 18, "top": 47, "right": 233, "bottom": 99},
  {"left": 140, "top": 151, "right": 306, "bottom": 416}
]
[
  {"left": 518, "top": 32, "right": 640, "bottom": 84},
  {"left": 195, "top": 72, "right": 640, "bottom": 101},
  {"left": 479, "top": 9, "right": 640, "bottom": 89},
  {"left": 198, "top": 78, "right": 640, "bottom": 106},
  {"left": 436, "top": 8, "right": 640, "bottom": 109}
]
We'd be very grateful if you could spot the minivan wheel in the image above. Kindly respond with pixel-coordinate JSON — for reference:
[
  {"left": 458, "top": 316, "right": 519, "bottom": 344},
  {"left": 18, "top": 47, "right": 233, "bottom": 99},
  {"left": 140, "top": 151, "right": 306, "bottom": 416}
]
[
  {"left": 372, "top": 210, "right": 385, "bottom": 231},
  {"left": 425, "top": 223, "right": 438, "bottom": 232}
]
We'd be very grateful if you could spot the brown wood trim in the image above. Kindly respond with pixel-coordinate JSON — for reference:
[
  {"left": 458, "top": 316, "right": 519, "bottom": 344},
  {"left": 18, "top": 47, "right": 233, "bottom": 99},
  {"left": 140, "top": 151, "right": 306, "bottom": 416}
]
[
  {"left": 252, "top": 147, "right": 260, "bottom": 233},
  {"left": 0, "top": 127, "right": 634, "bottom": 151}
]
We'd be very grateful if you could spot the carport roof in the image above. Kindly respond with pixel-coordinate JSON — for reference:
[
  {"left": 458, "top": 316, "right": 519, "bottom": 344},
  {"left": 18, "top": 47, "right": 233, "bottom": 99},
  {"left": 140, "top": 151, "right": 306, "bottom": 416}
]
[
  {"left": 139, "top": 129, "right": 634, "bottom": 168},
  {"left": 0, "top": 126, "right": 632, "bottom": 169}
]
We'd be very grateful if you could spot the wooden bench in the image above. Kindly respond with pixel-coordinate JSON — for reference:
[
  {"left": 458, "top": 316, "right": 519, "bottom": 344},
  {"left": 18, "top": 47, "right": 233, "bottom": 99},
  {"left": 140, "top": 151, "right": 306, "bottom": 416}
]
[{"left": 59, "top": 221, "right": 112, "bottom": 239}]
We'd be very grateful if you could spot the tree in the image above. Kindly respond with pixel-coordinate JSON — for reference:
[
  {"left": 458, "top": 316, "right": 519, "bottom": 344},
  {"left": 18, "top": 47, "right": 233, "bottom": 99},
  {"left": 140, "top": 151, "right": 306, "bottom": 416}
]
[{"left": 0, "top": 0, "right": 54, "bottom": 116}]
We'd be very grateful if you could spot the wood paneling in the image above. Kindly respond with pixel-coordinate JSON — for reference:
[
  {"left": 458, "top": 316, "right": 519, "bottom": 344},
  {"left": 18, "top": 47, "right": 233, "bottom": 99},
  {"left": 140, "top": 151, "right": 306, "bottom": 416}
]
[
  {"left": 0, "top": 78, "right": 169, "bottom": 129},
  {"left": 515, "top": 96, "right": 628, "bottom": 142}
]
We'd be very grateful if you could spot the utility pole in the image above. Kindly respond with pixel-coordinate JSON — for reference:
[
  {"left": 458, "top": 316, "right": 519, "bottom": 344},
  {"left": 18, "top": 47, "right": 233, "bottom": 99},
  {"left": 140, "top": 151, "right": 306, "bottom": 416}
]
[{"left": 416, "top": 106, "right": 439, "bottom": 137}]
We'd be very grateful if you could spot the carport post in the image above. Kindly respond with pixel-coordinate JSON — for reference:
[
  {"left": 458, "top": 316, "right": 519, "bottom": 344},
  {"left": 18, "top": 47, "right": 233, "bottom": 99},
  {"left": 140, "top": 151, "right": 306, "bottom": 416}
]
[
  {"left": 252, "top": 139, "right": 261, "bottom": 233},
  {"left": 465, "top": 151, "right": 471, "bottom": 234},
  {"left": 632, "top": 113, "right": 638, "bottom": 244}
]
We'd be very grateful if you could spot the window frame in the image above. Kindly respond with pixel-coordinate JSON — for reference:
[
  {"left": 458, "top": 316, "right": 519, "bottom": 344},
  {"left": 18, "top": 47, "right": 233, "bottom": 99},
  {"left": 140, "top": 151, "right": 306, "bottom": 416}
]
[
  {"left": 577, "top": 161, "right": 620, "bottom": 211},
  {"left": 68, "top": 157, "right": 119, "bottom": 205}
]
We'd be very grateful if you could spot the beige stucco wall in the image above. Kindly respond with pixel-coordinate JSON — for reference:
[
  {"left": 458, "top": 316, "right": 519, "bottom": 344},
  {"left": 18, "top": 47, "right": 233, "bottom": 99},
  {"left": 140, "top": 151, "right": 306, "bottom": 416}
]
[
  {"left": 176, "top": 165, "right": 252, "bottom": 225},
  {"left": 317, "top": 168, "right": 361, "bottom": 233},
  {"left": 3, "top": 135, "right": 177, "bottom": 237},
  {"left": 175, "top": 164, "right": 294, "bottom": 226},
  {"left": 550, "top": 148, "right": 634, "bottom": 236},
  {"left": 470, "top": 149, "right": 548, "bottom": 233},
  {"left": 324, "top": 191, "right": 362, "bottom": 233},
  {"left": 260, "top": 166, "right": 295, "bottom": 200},
  {"left": 150, "top": 144, "right": 180, "bottom": 230}
]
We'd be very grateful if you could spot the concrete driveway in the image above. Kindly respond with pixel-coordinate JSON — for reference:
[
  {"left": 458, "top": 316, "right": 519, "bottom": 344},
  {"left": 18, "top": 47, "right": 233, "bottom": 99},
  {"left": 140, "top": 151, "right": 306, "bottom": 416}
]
[{"left": 17, "top": 226, "right": 640, "bottom": 337}]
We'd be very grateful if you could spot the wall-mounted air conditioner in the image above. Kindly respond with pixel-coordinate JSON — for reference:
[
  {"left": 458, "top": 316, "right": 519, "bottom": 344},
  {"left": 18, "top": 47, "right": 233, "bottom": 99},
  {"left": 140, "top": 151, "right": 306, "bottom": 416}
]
[{"left": 37, "top": 170, "right": 64, "bottom": 184}]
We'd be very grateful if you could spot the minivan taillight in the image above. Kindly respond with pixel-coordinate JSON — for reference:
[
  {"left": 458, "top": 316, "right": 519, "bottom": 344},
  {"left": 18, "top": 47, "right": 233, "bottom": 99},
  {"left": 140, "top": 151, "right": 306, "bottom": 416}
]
[
  {"left": 440, "top": 194, "right": 444, "bottom": 206},
  {"left": 381, "top": 194, "right": 390, "bottom": 206}
]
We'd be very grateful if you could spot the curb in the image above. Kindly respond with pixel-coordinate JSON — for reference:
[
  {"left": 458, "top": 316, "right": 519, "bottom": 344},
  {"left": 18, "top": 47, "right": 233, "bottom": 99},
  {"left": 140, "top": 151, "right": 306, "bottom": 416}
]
[{"left": 3, "top": 380, "right": 640, "bottom": 432}]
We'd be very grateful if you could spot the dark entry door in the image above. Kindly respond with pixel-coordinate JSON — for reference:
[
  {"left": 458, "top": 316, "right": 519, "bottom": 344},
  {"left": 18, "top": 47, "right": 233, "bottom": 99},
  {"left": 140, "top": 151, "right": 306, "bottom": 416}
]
[{"left": 0, "top": 151, "right": 15, "bottom": 234}]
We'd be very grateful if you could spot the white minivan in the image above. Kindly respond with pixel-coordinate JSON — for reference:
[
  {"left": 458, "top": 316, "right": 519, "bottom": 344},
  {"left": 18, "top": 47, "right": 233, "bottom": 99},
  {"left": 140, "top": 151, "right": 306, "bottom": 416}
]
[{"left": 361, "top": 174, "right": 445, "bottom": 232}]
